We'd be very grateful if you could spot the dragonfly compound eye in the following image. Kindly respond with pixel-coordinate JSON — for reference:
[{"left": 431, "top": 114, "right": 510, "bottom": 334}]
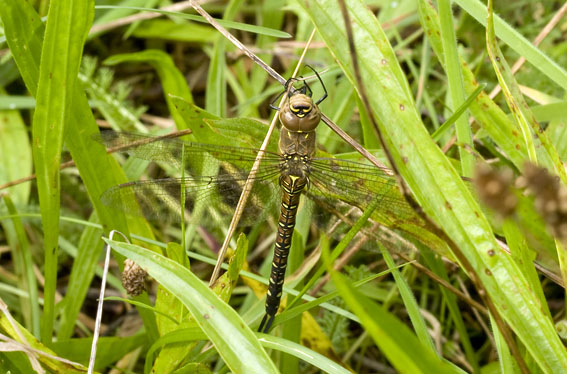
[{"left": 280, "top": 93, "right": 321, "bottom": 132}]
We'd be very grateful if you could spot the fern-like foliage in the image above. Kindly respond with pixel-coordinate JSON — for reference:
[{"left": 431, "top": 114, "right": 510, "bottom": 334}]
[{"left": 80, "top": 56, "right": 147, "bottom": 132}]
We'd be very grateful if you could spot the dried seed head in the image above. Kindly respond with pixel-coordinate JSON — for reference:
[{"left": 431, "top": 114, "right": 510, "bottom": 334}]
[
  {"left": 474, "top": 164, "right": 517, "bottom": 217},
  {"left": 559, "top": 187, "right": 567, "bottom": 213},
  {"left": 122, "top": 259, "right": 148, "bottom": 297},
  {"left": 519, "top": 163, "right": 567, "bottom": 239}
]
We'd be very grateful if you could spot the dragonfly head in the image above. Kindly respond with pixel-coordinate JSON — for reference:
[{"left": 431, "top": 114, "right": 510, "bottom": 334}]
[{"left": 280, "top": 93, "right": 321, "bottom": 132}]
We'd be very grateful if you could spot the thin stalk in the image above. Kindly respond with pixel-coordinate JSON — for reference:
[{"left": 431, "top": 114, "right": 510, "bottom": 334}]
[{"left": 208, "top": 29, "right": 318, "bottom": 286}]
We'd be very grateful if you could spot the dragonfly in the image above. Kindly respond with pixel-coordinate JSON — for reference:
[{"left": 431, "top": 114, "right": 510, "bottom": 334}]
[{"left": 96, "top": 68, "right": 416, "bottom": 333}]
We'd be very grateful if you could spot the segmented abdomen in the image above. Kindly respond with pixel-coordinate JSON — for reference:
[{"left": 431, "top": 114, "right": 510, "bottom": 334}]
[{"left": 260, "top": 174, "right": 307, "bottom": 332}]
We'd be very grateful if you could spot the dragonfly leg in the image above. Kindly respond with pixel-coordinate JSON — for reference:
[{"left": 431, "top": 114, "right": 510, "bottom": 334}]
[
  {"left": 269, "top": 89, "right": 286, "bottom": 110},
  {"left": 305, "top": 64, "right": 327, "bottom": 105}
]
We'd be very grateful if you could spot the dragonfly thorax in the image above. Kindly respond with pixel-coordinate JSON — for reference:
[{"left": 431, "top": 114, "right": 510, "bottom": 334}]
[{"left": 280, "top": 154, "right": 311, "bottom": 181}]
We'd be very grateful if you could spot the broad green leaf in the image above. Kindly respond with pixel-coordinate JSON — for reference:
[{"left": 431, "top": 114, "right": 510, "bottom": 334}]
[
  {"left": 152, "top": 241, "right": 193, "bottom": 373},
  {"left": 0, "top": 89, "right": 32, "bottom": 205},
  {"left": 258, "top": 334, "right": 352, "bottom": 374},
  {"left": 106, "top": 239, "right": 279, "bottom": 374},
  {"left": 169, "top": 95, "right": 276, "bottom": 150},
  {"left": 302, "top": 0, "right": 567, "bottom": 372},
  {"left": 146, "top": 327, "right": 207, "bottom": 374},
  {"left": 104, "top": 49, "right": 194, "bottom": 130},
  {"left": 213, "top": 234, "right": 249, "bottom": 302},
  {"left": 130, "top": 19, "right": 217, "bottom": 42},
  {"left": 328, "top": 269, "right": 462, "bottom": 373}
]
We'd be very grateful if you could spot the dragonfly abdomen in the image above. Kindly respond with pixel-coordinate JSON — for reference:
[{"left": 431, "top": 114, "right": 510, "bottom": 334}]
[{"left": 259, "top": 173, "right": 307, "bottom": 332}]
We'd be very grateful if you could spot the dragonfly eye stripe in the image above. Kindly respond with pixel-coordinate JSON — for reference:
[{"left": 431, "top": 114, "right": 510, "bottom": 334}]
[{"left": 290, "top": 104, "right": 312, "bottom": 113}]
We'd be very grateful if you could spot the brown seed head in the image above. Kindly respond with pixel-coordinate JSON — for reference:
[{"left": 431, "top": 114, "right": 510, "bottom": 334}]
[
  {"left": 122, "top": 259, "right": 148, "bottom": 297},
  {"left": 474, "top": 164, "right": 517, "bottom": 217},
  {"left": 519, "top": 163, "right": 567, "bottom": 239}
]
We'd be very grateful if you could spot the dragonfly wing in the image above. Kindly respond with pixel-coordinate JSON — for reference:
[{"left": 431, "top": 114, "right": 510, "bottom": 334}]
[
  {"left": 307, "top": 157, "right": 417, "bottom": 227},
  {"left": 95, "top": 131, "right": 282, "bottom": 170},
  {"left": 96, "top": 131, "right": 285, "bottom": 226},
  {"left": 100, "top": 165, "right": 282, "bottom": 227}
]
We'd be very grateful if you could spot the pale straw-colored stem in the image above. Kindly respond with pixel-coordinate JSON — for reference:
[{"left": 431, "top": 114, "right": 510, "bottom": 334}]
[{"left": 208, "top": 30, "right": 317, "bottom": 286}]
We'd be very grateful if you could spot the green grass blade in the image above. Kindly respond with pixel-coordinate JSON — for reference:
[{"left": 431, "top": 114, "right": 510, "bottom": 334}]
[
  {"left": 455, "top": 0, "right": 567, "bottom": 90},
  {"left": 437, "top": 0, "right": 474, "bottom": 176},
  {"left": 302, "top": 0, "right": 567, "bottom": 371},
  {"left": 95, "top": 5, "right": 291, "bottom": 38},
  {"left": 1, "top": 196, "right": 40, "bottom": 338},
  {"left": 0, "top": 89, "right": 32, "bottom": 205},
  {"left": 421, "top": 248, "right": 480, "bottom": 372},
  {"left": 484, "top": 1, "right": 534, "bottom": 163},
  {"left": 129, "top": 19, "right": 217, "bottom": 42},
  {"left": 486, "top": 0, "right": 565, "bottom": 182},
  {"left": 105, "top": 239, "right": 279, "bottom": 374},
  {"left": 287, "top": 195, "right": 381, "bottom": 311},
  {"left": 206, "top": 39, "right": 227, "bottom": 117},
  {"left": 431, "top": 83, "right": 485, "bottom": 142},
  {"left": 531, "top": 102, "right": 567, "bottom": 123},
  {"left": 29, "top": 0, "right": 93, "bottom": 342},
  {"left": 417, "top": 0, "right": 529, "bottom": 170},
  {"left": 327, "top": 265, "right": 463, "bottom": 373},
  {"left": 258, "top": 334, "right": 352, "bottom": 374},
  {"left": 57, "top": 214, "right": 104, "bottom": 339},
  {"left": 276, "top": 264, "right": 410, "bottom": 328},
  {"left": 379, "top": 245, "right": 435, "bottom": 352},
  {"left": 0, "top": 0, "right": 160, "bottom": 342},
  {"left": 104, "top": 49, "right": 194, "bottom": 129}
]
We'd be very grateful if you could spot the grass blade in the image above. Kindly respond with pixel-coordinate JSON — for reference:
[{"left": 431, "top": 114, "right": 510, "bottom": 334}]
[
  {"left": 30, "top": 0, "right": 93, "bottom": 342},
  {"left": 302, "top": 0, "right": 567, "bottom": 371},
  {"left": 438, "top": 0, "right": 474, "bottom": 176},
  {"left": 455, "top": 0, "right": 567, "bottom": 89},
  {"left": 105, "top": 239, "right": 279, "bottom": 374}
]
